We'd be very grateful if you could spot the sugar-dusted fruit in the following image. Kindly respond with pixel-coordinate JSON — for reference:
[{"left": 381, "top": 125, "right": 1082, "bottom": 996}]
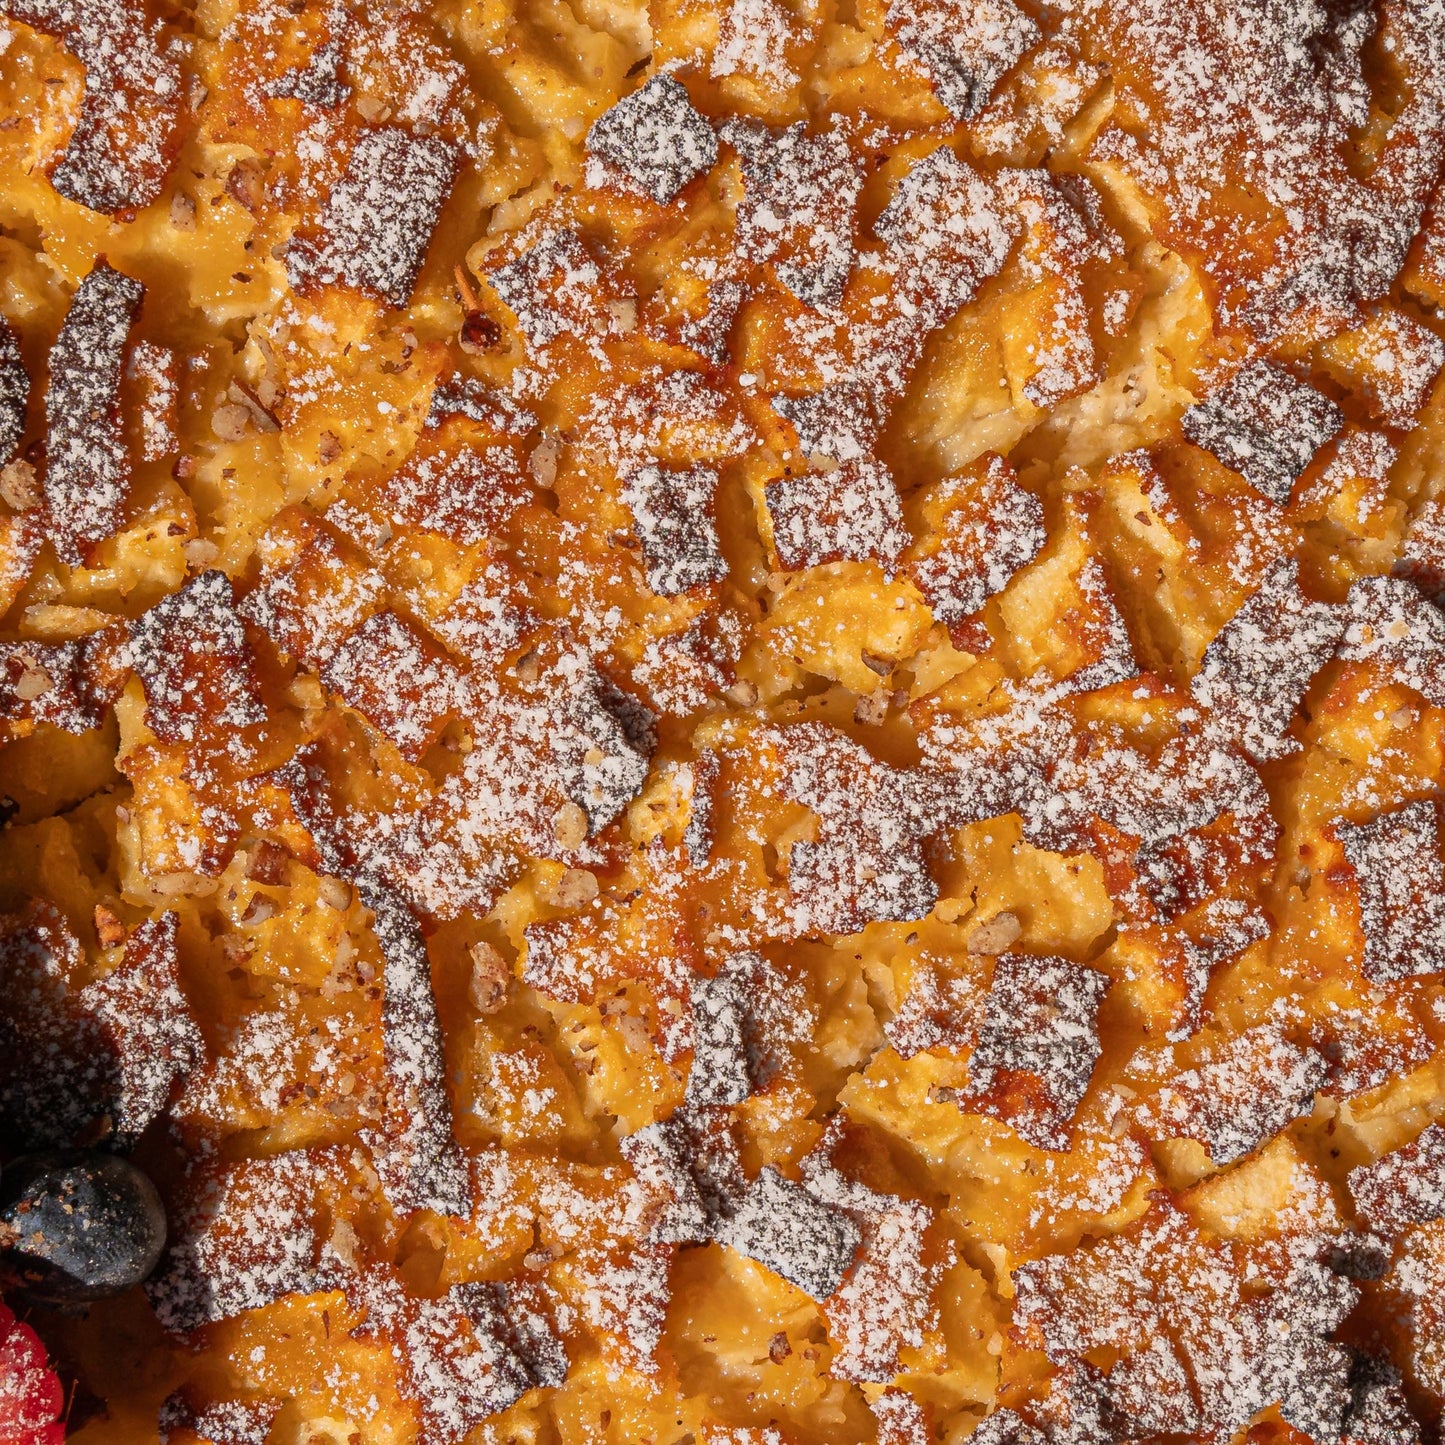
[{"left": 0, "top": 1299, "right": 64, "bottom": 1445}]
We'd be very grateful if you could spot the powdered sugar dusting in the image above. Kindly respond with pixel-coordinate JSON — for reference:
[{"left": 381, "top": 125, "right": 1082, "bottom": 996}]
[
  {"left": 725, "top": 119, "right": 863, "bottom": 309},
  {"left": 585, "top": 75, "right": 718, "bottom": 204},
  {"left": 1015, "top": 1201, "right": 1359, "bottom": 1441},
  {"left": 907, "top": 455, "right": 1045, "bottom": 623},
  {"left": 1141, "top": 1026, "right": 1328, "bottom": 1164},
  {"left": 765, "top": 460, "right": 909, "bottom": 571},
  {"left": 1335, "top": 799, "right": 1445, "bottom": 983},
  {"left": 1349, "top": 1125, "right": 1445, "bottom": 1234},
  {"left": 1181, "top": 361, "right": 1343, "bottom": 506},
  {"left": 147, "top": 1149, "right": 353, "bottom": 1333},
  {"left": 3, "top": 0, "right": 183, "bottom": 212},
  {"left": 621, "top": 463, "right": 728, "bottom": 595},
  {"left": 801, "top": 1125, "right": 946, "bottom": 1382},
  {"left": 885, "top": 0, "right": 1040, "bottom": 120},
  {"left": 1339, "top": 575, "right": 1445, "bottom": 709},
  {"left": 286, "top": 126, "right": 458, "bottom": 308},
  {"left": 42, "top": 261, "right": 143, "bottom": 565},
  {"left": 1190, "top": 557, "right": 1347, "bottom": 761},
  {"left": 715, "top": 1166, "right": 860, "bottom": 1301},
  {"left": 0, "top": 905, "right": 201, "bottom": 1150},
  {"left": 159, "top": 1392, "right": 281, "bottom": 1445},
  {"left": 0, "top": 315, "right": 28, "bottom": 463},
  {"left": 348, "top": 1268, "right": 533, "bottom": 1438},
  {"left": 957, "top": 954, "right": 1110, "bottom": 1151},
  {"left": 130, "top": 570, "right": 265, "bottom": 745},
  {"left": 360, "top": 888, "right": 473, "bottom": 1215}
]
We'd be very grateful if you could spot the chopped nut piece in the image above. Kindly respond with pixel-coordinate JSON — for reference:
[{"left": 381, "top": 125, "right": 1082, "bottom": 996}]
[
  {"left": 13, "top": 665, "right": 52, "bottom": 701},
  {"left": 551, "top": 802, "right": 589, "bottom": 851},
  {"left": 0, "top": 459, "right": 39, "bottom": 511},
  {"left": 467, "top": 941, "right": 511, "bottom": 1014},
  {"left": 93, "top": 905, "right": 127, "bottom": 948},
  {"left": 966, "top": 910, "right": 1021, "bottom": 955},
  {"left": 211, "top": 402, "right": 251, "bottom": 441},
  {"left": 541, "top": 867, "right": 599, "bottom": 909},
  {"left": 225, "top": 158, "right": 267, "bottom": 212}
]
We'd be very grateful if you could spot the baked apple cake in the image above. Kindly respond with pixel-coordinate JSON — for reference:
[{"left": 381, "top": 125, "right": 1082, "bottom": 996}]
[{"left": 1, "top": 0, "right": 1444, "bottom": 1441}]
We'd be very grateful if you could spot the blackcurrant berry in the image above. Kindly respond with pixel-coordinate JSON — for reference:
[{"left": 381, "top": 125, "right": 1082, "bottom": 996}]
[{"left": 0, "top": 1150, "right": 166, "bottom": 1307}]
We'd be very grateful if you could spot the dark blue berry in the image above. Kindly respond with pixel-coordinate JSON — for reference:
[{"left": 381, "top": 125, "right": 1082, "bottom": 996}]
[{"left": 0, "top": 1150, "right": 166, "bottom": 1306}]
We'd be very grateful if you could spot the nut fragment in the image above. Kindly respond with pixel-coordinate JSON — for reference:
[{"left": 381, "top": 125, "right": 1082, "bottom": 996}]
[
  {"left": 541, "top": 867, "right": 599, "bottom": 908},
  {"left": 93, "top": 904, "right": 127, "bottom": 948},
  {"left": 183, "top": 538, "right": 220, "bottom": 570},
  {"left": 298, "top": 1419, "right": 362, "bottom": 1445},
  {"left": 318, "top": 876, "right": 352, "bottom": 910},
  {"left": 245, "top": 839, "right": 289, "bottom": 884},
  {"left": 0, "top": 459, "right": 39, "bottom": 510},
  {"left": 168, "top": 191, "right": 197, "bottom": 230},
  {"left": 966, "top": 910, "right": 1022, "bottom": 955},
  {"left": 227, "top": 380, "right": 280, "bottom": 433},
  {"left": 460, "top": 311, "right": 503, "bottom": 353},
  {"left": 853, "top": 690, "right": 888, "bottom": 725},
  {"left": 613, "top": 1009, "right": 651, "bottom": 1054},
  {"left": 13, "top": 665, "right": 52, "bottom": 701},
  {"left": 225, "top": 158, "right": 267, "bottom": 212},
  {"left": 240, "top": 894, "right": 277, "bottom": 926},
  {"left": 530, "top": 433, "right": 562, "bottom": 487},
  {"left": 468, "top": 940, "right": 511, "bottom": 1014},
  {"left": 606, "top": 297, "right": 638, "bottom": 333},
  {"left": 211, "top": 402, "right": 251, "bottom": 441},
  {"left": 551, "top": 801, "right": 589, "bottom": 850}
]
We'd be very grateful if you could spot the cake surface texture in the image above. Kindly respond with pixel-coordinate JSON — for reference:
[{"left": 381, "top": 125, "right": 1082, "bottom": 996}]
[{"left": 2, "top": 0, "right": 1445, "bottom": 1441}]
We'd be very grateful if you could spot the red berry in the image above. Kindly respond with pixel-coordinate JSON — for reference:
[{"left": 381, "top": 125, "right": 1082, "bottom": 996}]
[{"left": 0, "top": 1301, "right": 64, "bottom": 1445}]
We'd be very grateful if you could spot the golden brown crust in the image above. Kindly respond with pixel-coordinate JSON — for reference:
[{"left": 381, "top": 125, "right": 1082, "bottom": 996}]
[{"left": 3, "top": 0, "right": 1445, "bottom": 1441}]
